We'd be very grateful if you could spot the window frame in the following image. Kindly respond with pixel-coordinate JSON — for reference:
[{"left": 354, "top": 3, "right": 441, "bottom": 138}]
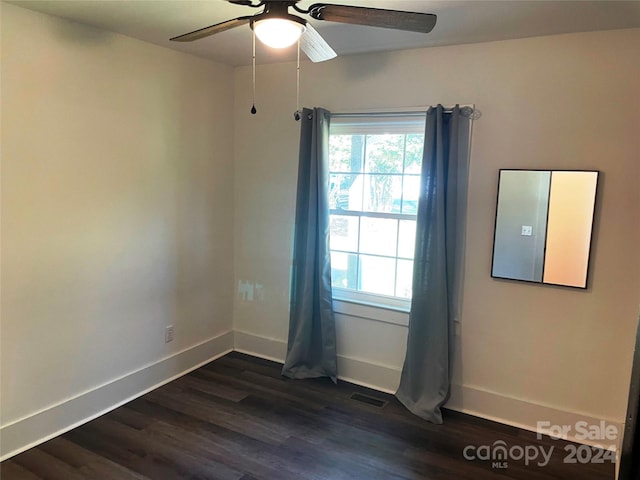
[{"left": 328, "top": 113, "right": 426, "bottom": 311}]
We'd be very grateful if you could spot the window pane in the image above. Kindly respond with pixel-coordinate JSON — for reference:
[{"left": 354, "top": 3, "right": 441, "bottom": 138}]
[
  {"left": 330, "top": 174, "right": 363, "bottom": 211},
  {"left": 401, "top": 175, "right": 421, "bottom": 214},
  {"left": 359, "top": 255, "right": 396, "bottom": 296},
  {"left": 331, "top": 252, "right": 358, "bottom": 290},
  {"left": 365, "top": 135, "right": 405, "bottom": 174},
  {"left": 398, "top": 220, "right": 417, "bottom": 259},
  {"left": 329, "top": 134, "right": 364, "bottom": 172},
  {"left": 395, "top": 259, "right": 414, "bottom": 299},
  {"left": 328, "top": 122, "right": 425, "bottom": 304},
  {"left": 359, "top": 217, "right": 397, "bottom": 257},
  {"left": 404, "top": 134, "right": 424, "bottom": 174},
  {"left": 363, "top": 174, "right": 402, "bottom": 213},
  {"left": 330, "top": 215, "right": 359, "bottom": 252}
]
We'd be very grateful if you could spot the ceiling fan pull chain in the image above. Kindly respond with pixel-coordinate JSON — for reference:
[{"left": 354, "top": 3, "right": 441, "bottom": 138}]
[
  {"left": 251, "top": 27, "right": 257, "bottom": 115},
  {"left": 294, "top": 38, "right": 301, "bottom": 121}
]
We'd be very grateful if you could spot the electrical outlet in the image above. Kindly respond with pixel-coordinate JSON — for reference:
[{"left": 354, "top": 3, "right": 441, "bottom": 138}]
[
  {"left": 521, "top": 225, "right": 533, "bottom": 236},
  {"left": 165, "top": 325, "right": 175, "bottom": 343}
]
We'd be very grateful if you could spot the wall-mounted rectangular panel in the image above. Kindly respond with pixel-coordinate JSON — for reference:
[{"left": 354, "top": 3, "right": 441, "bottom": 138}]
[
  {"left": 492, "top": 170, "right": 551, "bottom": 282},
  {"left": 491, "top": 169, "right": 599, "bottom": 289},
  {"left": 542, "top": 171, "right": 598, "bottom": 288}
]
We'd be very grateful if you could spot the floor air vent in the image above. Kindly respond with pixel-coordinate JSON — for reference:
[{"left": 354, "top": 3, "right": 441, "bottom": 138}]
[{"left": 349, "top": 392, "right": 388, "bottom": 408}]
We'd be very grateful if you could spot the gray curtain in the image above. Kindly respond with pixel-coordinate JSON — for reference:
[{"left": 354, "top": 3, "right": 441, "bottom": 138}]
[
  {"left": 396, "top": 105, "right": 471, "bottom": 424},
  {"left": 282, "top": 107, "right": 338, "bottom": 382}
]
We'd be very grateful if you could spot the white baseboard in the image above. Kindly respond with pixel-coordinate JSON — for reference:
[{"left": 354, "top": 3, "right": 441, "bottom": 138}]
[
  {"left": 233, "top": 329, "right": 400, "bottom": 393},
  {"left": 234, "top": 330, "right": 287, "bottom": 363},
  {"left": 2, "top": 329, "right": 623, "bottom": 461},
  {"left": 0, "top": 330, "right": 234, "bottom": 461},
  {"left": 447, "top": 384, "right": 623, "bottom": 451},
  {"left": 335, "top": 355, "right": 400, "bottom": 394},
  {"left": 233, "top": 330, "right": 624, "bottom": 451}
]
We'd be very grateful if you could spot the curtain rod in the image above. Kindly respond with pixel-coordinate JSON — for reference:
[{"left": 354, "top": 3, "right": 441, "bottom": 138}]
[
  {"left": 331, "top": 111, "right": 427, "bottom": 118},
  {"left": 331, "top": 105, "right": 479, "bottom": 119}
]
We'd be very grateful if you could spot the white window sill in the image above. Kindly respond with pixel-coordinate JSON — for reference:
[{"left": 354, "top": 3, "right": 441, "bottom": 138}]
[{"left": 332, "top": 294, "right": 410, "bottom": 327}]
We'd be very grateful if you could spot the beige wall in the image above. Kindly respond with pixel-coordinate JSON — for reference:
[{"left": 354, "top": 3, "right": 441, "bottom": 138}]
[
  {"left": 1, "top": 1, "right": 234, "bottom": 436},
  {"left": 233, "top": 28, "right": 640, "bottom": 425}
]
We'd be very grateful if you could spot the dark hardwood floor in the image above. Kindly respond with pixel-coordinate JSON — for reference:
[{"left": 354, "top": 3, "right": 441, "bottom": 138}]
[{"left": 2, "top": 352, "right": 615, "bottom": 479}]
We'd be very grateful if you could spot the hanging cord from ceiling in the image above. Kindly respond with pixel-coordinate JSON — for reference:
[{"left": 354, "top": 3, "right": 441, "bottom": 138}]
[
  {"left": 251, "top": 27, "right": 257, "bottom": 115},
  {"left": 294, "top": 38, "right": 301, "bottom": 121},
  {"left": 249, "top": 26, "right": 306, "bottom": 120}
]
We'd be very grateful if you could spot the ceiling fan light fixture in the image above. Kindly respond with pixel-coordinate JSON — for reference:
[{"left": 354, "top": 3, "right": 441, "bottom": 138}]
[{"left": 253, "top": 17, "right": 306, "bottom": 49}]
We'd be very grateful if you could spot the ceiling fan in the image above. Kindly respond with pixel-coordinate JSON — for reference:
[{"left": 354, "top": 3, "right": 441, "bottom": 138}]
[{"left": 170, "top": 1, "right": 437, "bottom": 63}]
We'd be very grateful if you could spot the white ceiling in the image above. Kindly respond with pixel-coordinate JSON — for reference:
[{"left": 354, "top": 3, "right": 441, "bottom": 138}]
[{"left": 7, "top": 0, "right": 640, "bottom": 66}]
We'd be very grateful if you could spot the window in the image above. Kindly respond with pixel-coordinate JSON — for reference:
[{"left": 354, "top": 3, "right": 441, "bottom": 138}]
[{"left": 328, "top": 114, "right": 425, "bottom": 310}]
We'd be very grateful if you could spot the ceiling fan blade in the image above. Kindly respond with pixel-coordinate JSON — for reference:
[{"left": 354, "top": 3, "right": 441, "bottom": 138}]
[
  {"left": 301, "top": 23, "right": 337, "bottom": 63},
  {"left": 307, "top": 4, "right": 436, "bottom": 34},
  {"left": 170, "top": 16, "right": 253, "bottom": 42}
]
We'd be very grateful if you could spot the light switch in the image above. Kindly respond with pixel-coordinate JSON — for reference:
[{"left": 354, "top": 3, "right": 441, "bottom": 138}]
[{"left": 521, "top": 225, "right": 533, "bottom": 236}]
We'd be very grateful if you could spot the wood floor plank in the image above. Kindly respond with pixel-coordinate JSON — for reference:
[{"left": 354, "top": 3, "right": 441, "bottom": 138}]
[
  {"left": 0, "top": 461, "right": 42, "bottom": 480},
  {"left": 12, "top": 448, "right": 86, "bottom": 480},
  {"left": 123, "top": 398, "right": 303, "bottom": 480},
  {"left": 144, "top": 420, "right": 307, "bottom": 480},
  {"left": 189, "top": 367, "right": 328, "bottom": 412},
  {"left": 71, "top": 415, "right": 242, "bottom": 480},
  {"left": 1, "top": 352, "right": 615, "bottom": 480},
  {"left": 39, "top": 437, "right": 151, "bottom": 480},
  {"left": 173, "top": 374, "right": 249, "bottom": 403},
  {"left": 145, "top": 385, "right": 293, "bottom": 445}
]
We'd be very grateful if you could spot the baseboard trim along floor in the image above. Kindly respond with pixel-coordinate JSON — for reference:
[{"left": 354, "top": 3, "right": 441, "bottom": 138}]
[
  {"left": 234, "top": 329, "right": 624, "bottom": 452},
  {"left": 0, "top": 331, "right": 234, "bottom": 461}
]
